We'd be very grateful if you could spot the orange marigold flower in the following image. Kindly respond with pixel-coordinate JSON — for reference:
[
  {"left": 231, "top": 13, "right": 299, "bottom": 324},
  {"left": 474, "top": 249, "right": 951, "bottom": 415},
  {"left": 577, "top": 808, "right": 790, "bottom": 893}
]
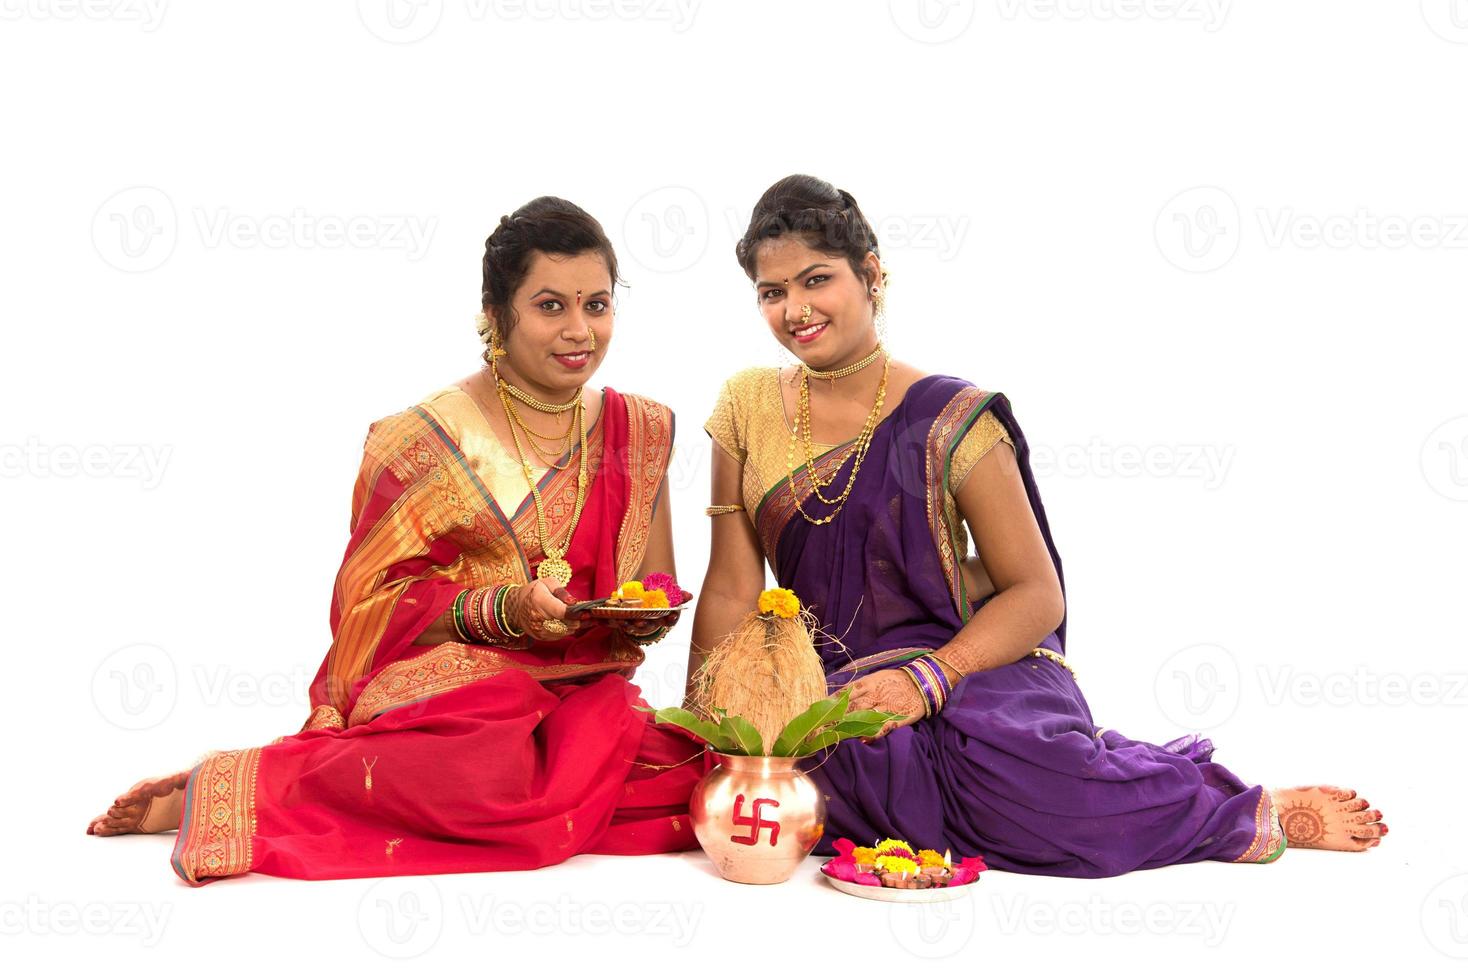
[
  {"left": 851, "top": 847, "right": 878, "bottom": 865},
  {"left": 757, "top": 588, "right": 800, "bottom": 619},
  {"left": 616, "top": 581, "right": 645, "bottom": 600},
  {"left": 917, "top": 849, "right": 946, "bottom": 867},
  {"left": 641, "top": 589, "right": 670, "bottom": 609}
]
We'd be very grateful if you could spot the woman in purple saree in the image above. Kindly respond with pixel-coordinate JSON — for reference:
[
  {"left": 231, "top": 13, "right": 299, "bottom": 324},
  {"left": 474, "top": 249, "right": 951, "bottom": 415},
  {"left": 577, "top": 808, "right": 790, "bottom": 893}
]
[{"left": 690, "top": 175, "right": 1388, "bottom": 877}]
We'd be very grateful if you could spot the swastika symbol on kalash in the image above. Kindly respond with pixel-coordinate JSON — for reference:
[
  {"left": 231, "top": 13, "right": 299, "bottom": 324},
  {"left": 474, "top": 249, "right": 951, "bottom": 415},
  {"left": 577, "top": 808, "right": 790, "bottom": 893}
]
[{"left": 729, "top": 793, "right": 781, "bottom": 846}]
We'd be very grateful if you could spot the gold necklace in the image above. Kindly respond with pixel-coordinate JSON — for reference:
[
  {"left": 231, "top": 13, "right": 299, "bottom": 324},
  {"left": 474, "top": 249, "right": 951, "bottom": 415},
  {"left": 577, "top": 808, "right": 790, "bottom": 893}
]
[
  {"left": 498, "top": 387, "right": 589, "bottom": 586},
  {"left": 786, "top": 353, "right": 890, "bottom": 525},
  {"left": 499, "top": 376, "right": 580, "bottom": 414},
  {"left": 804, "top": 344, "right": 884, "bottom": 380},
  {"left": 501, "top": 396, "right": 576, "bottom": 470}
]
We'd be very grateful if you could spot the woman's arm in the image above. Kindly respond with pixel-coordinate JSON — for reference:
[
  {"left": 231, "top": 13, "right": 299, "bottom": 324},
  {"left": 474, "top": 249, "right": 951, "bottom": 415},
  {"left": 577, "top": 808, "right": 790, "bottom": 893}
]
[
  {"left": 685, "top": 444, "right": 766, "bottom": 707},
  {"left": 933, "top": 438, "right": 1065, "bottom": 678},
  {"left": 844, "top": 437, "right": 1064, "bottom": 733},
  {"left": 635, "top": 474, "right": 677, "bottom": 581}
]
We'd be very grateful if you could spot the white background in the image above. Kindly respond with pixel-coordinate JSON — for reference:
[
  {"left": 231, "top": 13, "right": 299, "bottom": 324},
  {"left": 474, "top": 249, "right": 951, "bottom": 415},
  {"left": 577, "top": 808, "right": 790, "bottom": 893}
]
[{"left": 3, "top": 0, "right": 1466, "bottom": 973}]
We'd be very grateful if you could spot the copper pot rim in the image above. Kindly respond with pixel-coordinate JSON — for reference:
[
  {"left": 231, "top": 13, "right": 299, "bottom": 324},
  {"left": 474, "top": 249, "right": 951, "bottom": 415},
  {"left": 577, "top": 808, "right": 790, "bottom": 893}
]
[{"left": 707, "top": 751, "right": 811, "bottom": 771}]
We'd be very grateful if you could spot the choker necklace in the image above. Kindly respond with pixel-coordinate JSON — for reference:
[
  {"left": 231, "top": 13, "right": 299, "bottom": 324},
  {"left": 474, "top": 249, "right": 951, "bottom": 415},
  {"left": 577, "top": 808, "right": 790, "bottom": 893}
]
[
  {"left": 496, "top": 371, "right": 581, "bottom": 414},
  {"left": 804, "top": 344, "right": 884, "bottom": 381}
]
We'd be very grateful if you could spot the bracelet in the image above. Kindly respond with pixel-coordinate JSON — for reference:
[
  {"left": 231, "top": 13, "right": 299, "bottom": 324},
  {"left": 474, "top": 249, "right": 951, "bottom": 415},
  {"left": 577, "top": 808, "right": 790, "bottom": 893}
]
[
  {"left": 495, "top": 583, "right": 526, "bottom": 639},
  {"left": 929, "top": 653, "right": 965, "bottom": 683},
  {"left": 705, "top": 504, "right": 744, "bottom": 516},
  {"left": 628, "top": 622, "right": 671, "bottom": 646},
  {"left": 899, "top": 656, "right": 953, "bottom": 717},
  {"left": 451, "top": 590, "right": 473, "bottom": 643}
]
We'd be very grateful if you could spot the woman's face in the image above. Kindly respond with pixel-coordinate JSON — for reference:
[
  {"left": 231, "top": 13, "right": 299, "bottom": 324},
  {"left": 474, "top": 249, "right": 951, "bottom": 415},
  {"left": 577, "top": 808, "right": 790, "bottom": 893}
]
[
  {"left": 752, "top": 236, "right": 880, "bottom": 369},
  {"left": 492, "top": 249, "right": 614, "bottom": 394}
]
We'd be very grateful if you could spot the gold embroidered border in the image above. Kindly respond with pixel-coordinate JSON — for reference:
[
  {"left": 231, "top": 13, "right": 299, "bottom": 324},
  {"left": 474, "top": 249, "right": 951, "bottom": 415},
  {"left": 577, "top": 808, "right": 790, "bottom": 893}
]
[
  {"left": 925, "top": 387, "right": 995, "bottom": 620},
  {"left": 614, "top": 394, "right": 673, "bottom": 585},
  {"left": 1234, "top": 786, "right": 1286, "bottom": 863},
  {"left": 347, "top": 641, "right": 644, "bottom": 727},
  {"left": 170, "top": 746, "right": 262, "bottom": 886},
  {"left": 752, "top": 449, "right": 852, "bottom": 561},
  {"left": 299, "top": 703, "right": 345, "bottom": 733}
]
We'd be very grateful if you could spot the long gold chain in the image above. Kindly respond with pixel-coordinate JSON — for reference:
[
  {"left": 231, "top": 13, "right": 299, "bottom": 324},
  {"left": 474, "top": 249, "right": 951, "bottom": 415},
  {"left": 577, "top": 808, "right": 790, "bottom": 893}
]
[
  {"left": 501, "top": 395, "right": 576, "bottom": 469},
  {"left": 786, "top": 352, "right": 890, "bottom": 526},
  {"left": 497, "top": 386, "right": 589, "bottom": 586}
]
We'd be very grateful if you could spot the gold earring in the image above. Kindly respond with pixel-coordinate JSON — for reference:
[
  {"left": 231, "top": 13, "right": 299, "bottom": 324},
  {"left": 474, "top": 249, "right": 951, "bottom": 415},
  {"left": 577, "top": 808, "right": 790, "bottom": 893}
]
[{"left": 483, "top": 329, "right": 506, "bottom": 367}]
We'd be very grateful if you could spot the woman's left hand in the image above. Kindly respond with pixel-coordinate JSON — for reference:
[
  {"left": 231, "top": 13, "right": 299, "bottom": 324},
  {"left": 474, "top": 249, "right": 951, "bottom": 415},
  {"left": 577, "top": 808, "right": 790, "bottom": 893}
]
[{"left": 840, "top": 668, "right": 925, "bottom": 739}]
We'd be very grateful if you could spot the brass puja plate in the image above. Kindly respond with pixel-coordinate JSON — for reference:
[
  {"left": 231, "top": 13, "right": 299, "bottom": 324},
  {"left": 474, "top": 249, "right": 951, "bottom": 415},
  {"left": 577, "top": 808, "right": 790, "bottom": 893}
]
[
  {"left": 566, "top": 591, "right": 693, "bottom": 621},
  {"left": 819, "top": 862, "right": 979, "bottom": 903}
]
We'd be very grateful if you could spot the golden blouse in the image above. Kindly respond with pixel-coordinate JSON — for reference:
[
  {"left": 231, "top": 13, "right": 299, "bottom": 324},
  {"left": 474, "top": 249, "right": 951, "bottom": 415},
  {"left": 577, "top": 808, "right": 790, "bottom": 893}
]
[{"left": 704, "top": 367, "right": 1014, "bottom": 553}]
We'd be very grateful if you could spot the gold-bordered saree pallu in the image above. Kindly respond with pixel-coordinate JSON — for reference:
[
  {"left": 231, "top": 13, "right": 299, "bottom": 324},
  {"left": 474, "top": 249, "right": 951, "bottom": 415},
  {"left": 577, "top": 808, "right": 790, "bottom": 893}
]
[
  {"left": 735, "top": 373, "right": 1285, "bottom": 877},
  {"left": 170, "top": 387, "right": 709, "bottom": 886}
]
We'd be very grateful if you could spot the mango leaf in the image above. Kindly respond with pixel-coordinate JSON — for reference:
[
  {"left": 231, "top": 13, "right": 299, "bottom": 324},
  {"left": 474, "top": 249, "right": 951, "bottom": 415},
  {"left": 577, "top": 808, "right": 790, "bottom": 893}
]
[
  {"left": 718, "top": 714, "right": 765, "bottom": 756},
  {"left": 642, "top": 706, "right": 737, "bottom": 751},
  {"left": 829, "top": 710, "right": 905, "bottom": 738},
  {"left": 770, "top": 688, "right": 850, "bottom": 757},
  {"left": 790, "top": 728, "right": 847, "bottom": 757}
]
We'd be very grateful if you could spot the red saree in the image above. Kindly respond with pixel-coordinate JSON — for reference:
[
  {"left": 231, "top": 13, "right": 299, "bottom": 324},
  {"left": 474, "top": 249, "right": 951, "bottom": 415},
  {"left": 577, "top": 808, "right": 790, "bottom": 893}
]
[{"left": 170, "top": 386, "right": 709, "bottom": 885}]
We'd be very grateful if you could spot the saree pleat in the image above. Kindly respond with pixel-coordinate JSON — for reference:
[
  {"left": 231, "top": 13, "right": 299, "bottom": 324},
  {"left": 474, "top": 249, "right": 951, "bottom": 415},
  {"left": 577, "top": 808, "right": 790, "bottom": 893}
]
[{"left": 170, "top": 386, "right": 707, "bottom": 886}]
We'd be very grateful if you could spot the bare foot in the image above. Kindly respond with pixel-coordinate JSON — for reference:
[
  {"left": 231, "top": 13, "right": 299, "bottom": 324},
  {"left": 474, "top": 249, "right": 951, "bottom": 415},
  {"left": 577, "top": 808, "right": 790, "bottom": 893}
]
[
  {"left": 1271, "top": 785, "right": 1389, "bottom": 851},
  {"left": 86, "top": 771, "right": 190, "bottom": 836}
]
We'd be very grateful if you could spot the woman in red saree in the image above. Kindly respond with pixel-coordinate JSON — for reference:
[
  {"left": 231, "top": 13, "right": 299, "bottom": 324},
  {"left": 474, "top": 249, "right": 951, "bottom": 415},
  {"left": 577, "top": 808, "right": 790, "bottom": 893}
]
[{"left": 86, "top": 197, "right": 709, "bottom": 884}]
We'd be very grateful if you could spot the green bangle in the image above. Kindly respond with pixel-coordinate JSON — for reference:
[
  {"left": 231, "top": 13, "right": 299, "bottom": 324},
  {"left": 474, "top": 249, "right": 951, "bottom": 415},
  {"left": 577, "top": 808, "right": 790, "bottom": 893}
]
[
  {"left": 629, "top": 622, "right": 670, "bottom": 646},
  {"left": 451, "top": 590, "right": 472, "bottom": 643}
]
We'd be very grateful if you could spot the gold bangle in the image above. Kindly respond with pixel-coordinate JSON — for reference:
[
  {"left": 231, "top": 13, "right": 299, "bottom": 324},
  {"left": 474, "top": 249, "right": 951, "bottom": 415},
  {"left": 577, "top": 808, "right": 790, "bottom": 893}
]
[
  {"left": 705, "top": 504, "right": 744, "bottom": 516},
  {"left": 929, "top": 653, "right": 965, "bottom": 681}
]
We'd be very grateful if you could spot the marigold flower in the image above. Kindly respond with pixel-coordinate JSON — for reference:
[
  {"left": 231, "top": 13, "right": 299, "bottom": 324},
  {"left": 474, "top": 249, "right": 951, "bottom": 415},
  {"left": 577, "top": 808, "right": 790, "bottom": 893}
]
[
  {"left": 916, "top": 845, "right": 951, "bottom": 868},
  {"left": 875, "top": 855, "right": 918, "bottom": 875},
  {"left": 875, "top": 838, "right": 913, "bottom": 856},
  {"left": 641, "top": 589, "right": 670, "bottom": 609},
  {"left": 757, "top": 587, "right": 800, "bottom": 619},
  {"left": 616, "top": 581, "right": 645, "bottom": 600},
  {"left": 851, "top": 846, "right": 878, "bottom": 865}
]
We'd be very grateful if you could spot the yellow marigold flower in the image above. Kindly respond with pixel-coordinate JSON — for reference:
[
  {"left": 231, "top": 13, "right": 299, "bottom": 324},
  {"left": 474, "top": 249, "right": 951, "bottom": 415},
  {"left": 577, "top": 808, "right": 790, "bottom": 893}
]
[
  {"left": 618, "top": 581, "right": 645, "bottom": 600},
  {"left": 874, "top": 838, "right": 913, "bottom": 856},
  {"left": 851, "top": 847, "right": 878, "bottom": 865},
  {"left": 641, "top": 589, "right": 670, "bottom": 609},
  {"left": 875, "top": 855, "right": 918, "bottom": 875},
  {"left": 917, "top": 849, "right": 946, "bottom": 867},
  {"left": 757, "top": 587, "right": 800, "bottom": 619}
]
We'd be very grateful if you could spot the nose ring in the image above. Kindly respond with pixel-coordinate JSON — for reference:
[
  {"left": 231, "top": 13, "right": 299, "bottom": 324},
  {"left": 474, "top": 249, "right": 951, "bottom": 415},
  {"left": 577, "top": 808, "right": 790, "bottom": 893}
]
[{"left": 799, "top": 304, "right": 813, "bottom": 325}]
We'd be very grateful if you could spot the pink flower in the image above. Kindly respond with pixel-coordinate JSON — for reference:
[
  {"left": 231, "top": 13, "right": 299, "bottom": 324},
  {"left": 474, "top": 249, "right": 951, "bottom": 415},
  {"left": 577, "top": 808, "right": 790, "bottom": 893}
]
[
  {"left": 854, "top": 873, "right": 882, "bottom": 887},
  {"left": 642, "top": 573, "right": 683, "bottom": 604}
]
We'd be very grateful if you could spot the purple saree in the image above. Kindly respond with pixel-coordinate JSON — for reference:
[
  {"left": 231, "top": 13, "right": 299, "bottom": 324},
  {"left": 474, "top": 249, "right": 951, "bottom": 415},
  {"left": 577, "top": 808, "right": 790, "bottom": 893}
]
[{"left": 766, "top": 375, "right": 1285, "bottom": 877}]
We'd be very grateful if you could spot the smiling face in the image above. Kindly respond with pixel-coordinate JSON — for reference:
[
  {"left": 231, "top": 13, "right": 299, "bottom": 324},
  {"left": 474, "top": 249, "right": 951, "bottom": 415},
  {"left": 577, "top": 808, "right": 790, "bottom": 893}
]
[
  {"left": 490, "top": 250, "right": 613, "bottom": 396},
  {"left": 752, "top": 236, "right": 882, "bottom": 370}
]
